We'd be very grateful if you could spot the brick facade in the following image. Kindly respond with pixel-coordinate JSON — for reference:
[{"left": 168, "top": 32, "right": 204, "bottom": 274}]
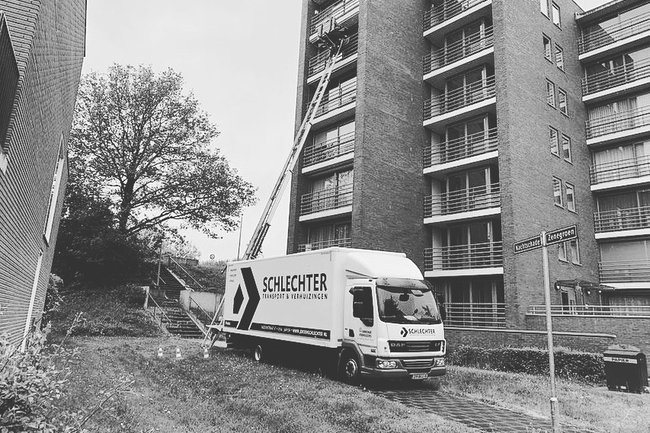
[{"left": 0, "top": 0, "right": 86, "bottom": 344}]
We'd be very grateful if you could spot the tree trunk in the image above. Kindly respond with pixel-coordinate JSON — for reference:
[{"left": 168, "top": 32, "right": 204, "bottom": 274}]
[{"left": 118, "top": 178, "right": 136, "bottom": 234}]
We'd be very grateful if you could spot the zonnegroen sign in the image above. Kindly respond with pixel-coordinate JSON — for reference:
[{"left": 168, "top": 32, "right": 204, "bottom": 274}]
[{"left": 545, "top": 225, "right": 577, "bottom": 245}]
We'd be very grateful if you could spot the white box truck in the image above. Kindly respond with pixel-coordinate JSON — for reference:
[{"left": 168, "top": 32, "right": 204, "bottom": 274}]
[{"left": 218, "top": 247, "right": 446, "bottom": 382}]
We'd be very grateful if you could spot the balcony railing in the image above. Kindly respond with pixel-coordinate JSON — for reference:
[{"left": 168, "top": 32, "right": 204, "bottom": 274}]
[
  {"left": 424, "top": 183, "right": 500, "bottom": 218},
  {"left": 579, "top": 11, "right": 650, "bottom": 54},
  {"left": 308, "top": 34, "right": 359, "bottom": 77},
  {"left": 424, "top": 75, "right": 496, "bottom": 121},
  {"left": 599, "top": 259, "right": 650, "bottom": 283},
  {"left": 424, "top": 26, "right": 493, "bottom": 74},
  {"left": 424, "top": 241, "right": 503, "bottom": 271},
  {"left": 586, "top": 105, "right": 650, "bottom": 139},
  {"left": 424, "top": 127, "right": 497, "bottom": 167},
  {"left": 582, "top": 57, "right": 650, "bottom": 96},
  {"left": 297, "top": 237, "right": 351, "bottom": 252},
  {"left": 528, "top": 304, "right": 650, "bottom": 317},
  {"left": 310, "top": 0, "right": 360, "bottom": 36},
  {"left": 300, "top": 184, "right": 353, "bottom": 216},
  {"left": 590, "top": 154, "right": 650, "bottom": 184},
  {"left": 594, "top": 206, "right": 650, "bottom": 233},
  {"left": 303, "top": 131, "right": 355, "bottom": 168},
  {"left": 314, "top": 79, "right": 357, "bottom": 118},
  {"left": 424, "top": 0, "right": 488, "bottom": 31},
  {"left": 444, "top": 302, "right": 506, "bottom": 328}
]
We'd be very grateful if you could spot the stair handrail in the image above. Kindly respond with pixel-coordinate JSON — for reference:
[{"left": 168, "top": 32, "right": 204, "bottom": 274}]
[
  {"left": 188, "top": 296, "right": 213, "bottom": 325},
  {"left": 168, "top": 256, "right": 205, "bottom": 290},
  {"left": 147, "top": 293, "right": 174, "bottom": 328}
]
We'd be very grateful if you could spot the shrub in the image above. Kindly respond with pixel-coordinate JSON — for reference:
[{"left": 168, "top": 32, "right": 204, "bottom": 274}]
[{"left": 447, "top": 345, "right": 605, "bottom": 383}]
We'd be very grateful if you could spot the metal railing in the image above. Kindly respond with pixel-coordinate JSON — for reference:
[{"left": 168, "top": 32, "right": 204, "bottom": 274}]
[
  {"left": 168, "top": 256, "right": 204, "bottom": 291},
  {"left": 582, "top": 57, "right": 650, "bottom": 96},
  {"left": 424, "top": 183, "right": 500, "bottom": 218},
  {"left": 297, "top": 237, "right": 352, "bottom": 252},
  {"left": 303, "top": 131, "right": 355, "bottom": 167},
  {"left": 586, "top": 105, "right": 650, "bottom": 139},
  {"left": 599, "top": 259, "right": 650, "bottom": 283},
  {"left": 424, "top": 26, "right": 493, "bottom": 74},
  {"left": 444, "top": 302, "right": 506, "bottom": 328},
  {"left": 590, "top": 154, "right": 650, "bottom": 184},
  {"left": 314, "top": 79, "right": 357, "bottom": 118},
  {"left": 424, "top": 127, "right": 497, "bottom": 167},
  {"left": 424, "top": 241, "right": 503, "bottom": 271},
  {"left": 310, "top": 0, "right": 360, "bottom": 36},
  {"left": 424, "top": 75, "right": 496, "bottom": 121},
  {"left": 595, "top": 206, "right": 650, "bottom": 232},
  {"left": 579, "top": 11, "right": 650, "bottom": 54},
  {"left": 188, "top": 296, "right": 213, "bottom": 327},
  {"left": 300, "top": 184, "right": 353, "bottom": 215},
  {"left": 147, "top": 294, "right": 172, "bottom": 327},
  {"left": 528, "top": 304, "right": 650, "bottom": 317},
  {"left": 424, "top": 0, "right": 488, "bottom": 31},
  {"left": 308, "top": 34, "right": 358, "bottom": 77}
]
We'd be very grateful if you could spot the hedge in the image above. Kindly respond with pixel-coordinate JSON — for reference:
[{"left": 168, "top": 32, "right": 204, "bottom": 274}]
[{"left": 447, "top": 345, "right": 606, "bottom": 383}]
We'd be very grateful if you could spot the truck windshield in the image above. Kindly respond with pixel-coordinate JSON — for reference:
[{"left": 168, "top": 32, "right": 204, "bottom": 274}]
[{"left": 376, "top": 285, "right": 442, "bottom": 324}]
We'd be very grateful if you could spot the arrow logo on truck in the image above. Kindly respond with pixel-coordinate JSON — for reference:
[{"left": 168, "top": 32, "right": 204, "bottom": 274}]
[{"left": 237, "top": 267, "right": 260, "bottom": 330}]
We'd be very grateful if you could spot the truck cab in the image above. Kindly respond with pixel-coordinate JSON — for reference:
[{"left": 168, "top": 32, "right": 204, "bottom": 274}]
[{"left": 343, "top": 277, "right": 446, "bottom": 382}]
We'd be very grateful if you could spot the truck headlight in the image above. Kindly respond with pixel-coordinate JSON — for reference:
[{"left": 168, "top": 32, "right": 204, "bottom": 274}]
[
  {"left": 434, "top": 357, "right": 445, "bottom": 367},
  {"left": 376, "top": 359, "right": 398, "bottom": 369}
]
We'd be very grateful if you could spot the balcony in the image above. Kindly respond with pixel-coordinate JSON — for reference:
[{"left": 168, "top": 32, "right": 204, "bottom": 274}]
[
  {"left": 444, "top": 302, "right": 506, "bottom": 328},
  {"left": 313, "top": 79, "right": 357, "bottom": 127},
  {"left": 528, "top": 304, "right": 650, "bottom": 317},
  {"left": 424, "top": 0, "right": 490, "bottom": 34},
  {"left": 424, "top": 26, "right": 493, "bottom": 77},
  {"left": 424, "top": 183, "right": 500, "bottom": 222},
  {"left": 582, "top": 57, "right": 650, "bottom": 101},
  {"left": 424, "top": 241, "right": 503, "bottom": 274},
  {"left": 302, "top": 131, "right": 355, "bottom": 172},
  {"left": 424, "top": 127, "right": 497, "bottom": 171},
  {"left": 590, "top": 155, "right": 650, "bottom": 189},
  {"left": 424, "top": 76, "right": 496, "bottom": 128},
  {"left": 599, "top": 259, "right": 650, "bottom": 284},
  {"left": 586, "top": 105, "right": 650, "bottom": 144},
  {"left": 307, "top": 34, "right": 358, "bottom": 83},
  {"left": 309, "top": 0, "right": 360, "bottom": 39},
  {"left": 297, "top": 237, "right": 351, "bottom": 252},
  {"left": 579, "top": 11, "right": 650, "bottom": 58},
  {"left": 594, "top": 206, "right": 650, "bottom": 236},
  {"left": 300, "top": 184, "right": 353, "bottom": 219}
]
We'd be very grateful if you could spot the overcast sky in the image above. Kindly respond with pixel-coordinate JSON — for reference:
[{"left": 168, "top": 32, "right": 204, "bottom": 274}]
[{"left": 82, "top": 0, "right": 611, "bottom": 262}]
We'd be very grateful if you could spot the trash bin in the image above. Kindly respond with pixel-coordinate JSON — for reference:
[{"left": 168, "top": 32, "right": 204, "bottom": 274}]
[{"left": 603, "top": 345, "right": 648, "bottom": 393}]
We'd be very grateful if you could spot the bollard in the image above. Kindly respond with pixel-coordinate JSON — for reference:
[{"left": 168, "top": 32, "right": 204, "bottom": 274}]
[
  {"left": 157, "top": 347, "right": 163, "bottom": 358},
  {"left": 175, "top": 347, "right": 181, "bottom": 360}
]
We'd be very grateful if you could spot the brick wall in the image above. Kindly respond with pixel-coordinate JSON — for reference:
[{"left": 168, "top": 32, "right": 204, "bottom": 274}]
[{"left": 0, "top": 0, "right": 86, "bottom": 344}]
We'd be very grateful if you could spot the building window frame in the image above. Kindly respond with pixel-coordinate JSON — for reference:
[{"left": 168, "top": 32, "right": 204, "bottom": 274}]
[
  {"left": 558, "top": 88, "right": 568, "bottom": 116},
  {"left": 569, "top": 238, "right": 581, "bottom": 265},
  {"left": 553, "top": 176, "right": 563, "bottom": 208},
  {"left": 558, "top": 242, "right": 568, "bottom": 262},
  {"left": 549, "top": 126, "right": 560, "bottom": 157},
  {"left": 546, "top": 80, "right": 556, "bottom": 108},
  {"left": 551, "top": 2, "right": 561, "bottom": 28},
  {"left": 543, "top": 35, "right": 553, "bottom": 62},
  {"left": 561, "top": 134, "right": 572, "bottom": 162},
  {"left": 566, "top": 181, "right": 576, "bottom": 212},
  {"left": 43, "top": 136, "right": 66, "bottom": 244},
  {"left": 555, "top": 43, "right": 564, "bottom": 71},
  {"left": 540, "top": 0, "right": 549, "bottom": 17}
]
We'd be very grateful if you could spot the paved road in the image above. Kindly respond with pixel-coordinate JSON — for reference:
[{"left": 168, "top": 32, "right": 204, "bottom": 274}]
[{"left": 369, "top": 386, "right": 598, "bottom": 433}]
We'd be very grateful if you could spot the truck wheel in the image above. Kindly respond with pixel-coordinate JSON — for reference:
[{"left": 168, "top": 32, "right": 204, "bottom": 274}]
[
  {"left": 253, "top": 344, "right": 264, "bottom": 362},
  {"left": 341, "top": 353, "right": 361, "bottom": 384}
]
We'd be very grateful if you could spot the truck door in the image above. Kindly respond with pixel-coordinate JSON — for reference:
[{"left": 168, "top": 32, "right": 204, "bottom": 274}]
[{"left": 344, "top": 284, "right": 376, "bottom": 351}]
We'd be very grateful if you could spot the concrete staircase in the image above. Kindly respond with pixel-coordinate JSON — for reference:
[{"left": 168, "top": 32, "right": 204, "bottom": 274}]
[{"left": 154, "top": 297, "right": 205, "bottom": 339}]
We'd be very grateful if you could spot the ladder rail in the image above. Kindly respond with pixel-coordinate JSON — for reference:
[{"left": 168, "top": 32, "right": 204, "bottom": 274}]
[{"left": 243, "top": 40, "right": 344, "bottom": 260}]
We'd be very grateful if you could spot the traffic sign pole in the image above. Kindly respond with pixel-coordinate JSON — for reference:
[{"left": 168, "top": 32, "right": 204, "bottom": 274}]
[{"left": 541, "top": 231, "right": 559, "bottom": 432}]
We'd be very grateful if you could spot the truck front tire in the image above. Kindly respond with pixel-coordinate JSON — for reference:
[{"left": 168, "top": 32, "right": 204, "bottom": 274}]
[
  {"left": 253, "top": 344, "right": 264, "bottom": 362},
  {"left": 341, "top": 352, "right": 361, "bottom": 384}
]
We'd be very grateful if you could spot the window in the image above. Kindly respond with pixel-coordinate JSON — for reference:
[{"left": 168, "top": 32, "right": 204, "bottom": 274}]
[
  {"left": 352, "top": 286, "right": 374, "bottom": 326},
  {"left": 0, "top": 15, "right": 19, "bottom": 173},
  {"left": 553, "top": 177, "right": 563, "bottom": 207},
  {"left": 546, "top": 80, "right": 556, "bottom": 107},
  {"left": 43, "top": 138, "right": 65, "bottom": 243},
  {"left": 551, "top": 3, "right": 561, "bottom": 28},
  {"left": 543, "top": 35, "right": 552, "bottom": 61},
  {"left": 540, "top": 0, "right": 549, "bottom": 17},
  {"left": 561, "top": 134, "right": 572, "bottom": 162},
  {"left": 569, "top": 239, "right": 581, "bottom": 264},
  {"left": 558, "top": 88, "right": 568, "bottom": 115},
  {"left": 549, "top": 126, "right": 559, "bottom": 156},
  {"left": 558, "top": 242, "right": 567, "bottom": 261},
  {"left": 555, "top": 44, "right": 564, "bottom": 70},
  {"left": 566, "top": 182, "right": 576, "bottom": 212}
]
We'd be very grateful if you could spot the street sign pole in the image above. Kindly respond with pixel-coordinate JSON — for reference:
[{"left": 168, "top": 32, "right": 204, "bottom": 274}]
[{"left": 541, "top": 230, "right": 559, "bottom": 433}]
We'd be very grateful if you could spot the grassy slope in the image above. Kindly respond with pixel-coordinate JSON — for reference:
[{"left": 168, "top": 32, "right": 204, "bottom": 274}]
[{"left": 59, "top": 338, "right": 476, "bottom": 433}]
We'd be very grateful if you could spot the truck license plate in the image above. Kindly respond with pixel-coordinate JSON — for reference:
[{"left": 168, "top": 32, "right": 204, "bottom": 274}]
[{"left": 411, "top": 373, "right": 428, "bottom": 380}]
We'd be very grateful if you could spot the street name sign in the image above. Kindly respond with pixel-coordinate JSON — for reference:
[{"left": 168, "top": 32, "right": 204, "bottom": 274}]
[
  {"left": 514, "top": 235, "right": 542, "bottom": 254},
  {"left": 545, "top": 225, "right": 577, "bottom": 246}
]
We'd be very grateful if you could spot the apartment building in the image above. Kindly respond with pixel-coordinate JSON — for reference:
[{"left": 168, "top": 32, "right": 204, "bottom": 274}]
[
  {"left": 288, "top": 0, "right": 650, "bottom": 346},
  {"left": 0, "top": 1, "right": 86, "bottom": 344}
]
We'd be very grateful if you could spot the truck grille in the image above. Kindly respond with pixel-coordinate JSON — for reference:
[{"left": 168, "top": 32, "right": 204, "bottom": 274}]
[
  {"left": 389, "top": 340, "right": 443, "bottom": 352},
  {"left": 401, "top": 358, "right": 434, "bottom": 370}
]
